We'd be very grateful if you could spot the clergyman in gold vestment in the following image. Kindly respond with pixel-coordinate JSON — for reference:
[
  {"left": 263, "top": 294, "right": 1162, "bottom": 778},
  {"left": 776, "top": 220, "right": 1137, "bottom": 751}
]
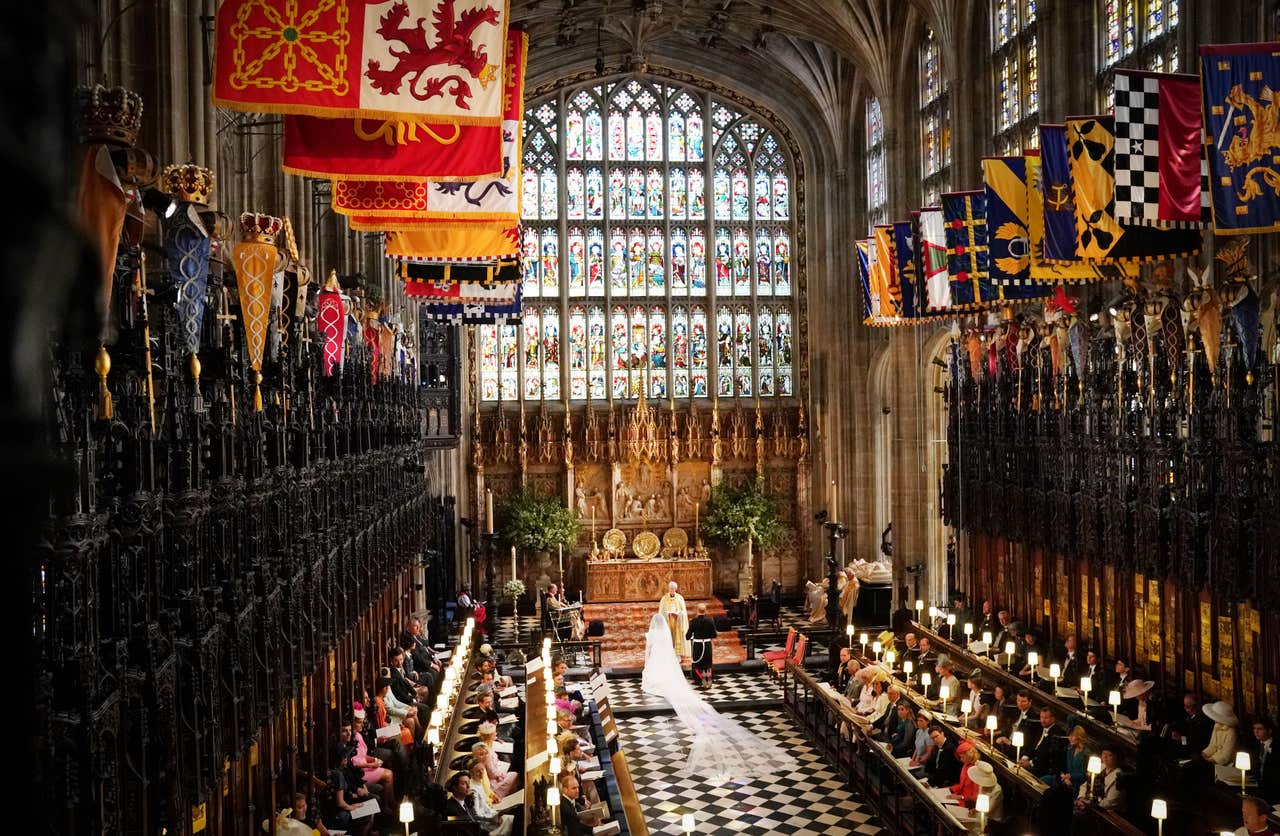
[{"left": 657, "top": 582, "right": 689, "bottom": 657}]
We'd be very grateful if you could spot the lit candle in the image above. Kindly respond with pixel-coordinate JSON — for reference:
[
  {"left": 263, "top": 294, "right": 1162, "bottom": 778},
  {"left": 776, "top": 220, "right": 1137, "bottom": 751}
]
[
  {"left": 486, "top": 488, "right": 494, "bottom": 534},
  {"left": 558, "top": 543, "right": 564, "bottom": 575},
  {"left": 511, "top": 545, "right": 517, "bottom": 580},
  {"left": 694, "top": 502, "right": 700, "bottom": 545}
]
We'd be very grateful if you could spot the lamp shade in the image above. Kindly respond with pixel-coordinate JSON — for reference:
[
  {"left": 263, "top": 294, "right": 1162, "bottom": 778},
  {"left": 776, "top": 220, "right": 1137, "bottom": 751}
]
[
  {"left": 1004, "top": 641, "right": 1016, "bottom": 655},
  {"left": 1079, "top": 676, "right": 1092, "bottom": 692},
  {"left": 872, "top": 641, "right": 882, "bottom": 654},
  {"left": 921, "top": 673, "right": 932, "bottom": 687},
  {"left": 547, "top": 787, "right": 560, "bottom": 807},
  {"left": 1027, "top": 651, "right": 1039, "bottom": 667},
  {"left": 886, "top": 650, "right": 896, "bottom": 666},
  {"left": 904, "top": 661, "right": 914, "bottom": 675},
  {"left": 1011, "top": 730, "right": 1024, "bottom": 748},
  {"left": 547, "top": 719, "right": 557, "bottom": 737},
  {"left": 947, "top": 614, "right": 956, "bottom": 626},
  {"left": 940, "top": 685, "right": 951, "bottom": 701},
  {"left": 860, "top": 633, "right": 869, "bottom": 645},
  {"left": 1109, "top": 690, "right": 1122, "bottom": 707},
  {"left": 986, "top": 715, "right": 999, "bottom": 731},
  {"left": 983, "top": 631, "right": 993, "bottom": 645},
  {"left": 961, "top": 699, "right": 972, "bottom": 714},
  {"left": 426, "top": 726, "right": 440, "bottom": 746},
  {"left": 1236, "top": 751, "right": 1252, "bottom": 771},
  {"left": 682, "top": 813, "right": 696, "bottom": 831},
  {"left": 964, "top": 623, "right": 974, "bottom": 635},
  {"left": 1049, "top": 663, "right": 1061, "bottom": 679},
  {"left": 1151, "top": 799, "right": 1167, "bottom": 819},
  {"left": 846, "top": 624, "right": 855, "bottom": 638},
  {"left": 976, "top": 793, "right": 990, "bottom": 813},
  {"left": 1087, "top": 755, "right": 1102, "bottom": 775},
  {"left": 551, "top": 756, "right": 561, "bottom": 775},
  {"left": 916, "top": 600, "right": 924, "bottom": 611},
  {"left": 399, "top": 800, "right": 415, "bottom": 823}
]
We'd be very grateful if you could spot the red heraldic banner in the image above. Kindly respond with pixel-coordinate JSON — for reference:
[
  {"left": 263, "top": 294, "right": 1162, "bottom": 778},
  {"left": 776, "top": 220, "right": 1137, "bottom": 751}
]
[
  {"left": 1111, "top": 69, "right": 1206, "bottom": 227},
  {"left": 214, "top": 0, "right": 510, "bottom": 122},
  {"left": 296, "top": 27, "right": 524, "bottom": 184}
]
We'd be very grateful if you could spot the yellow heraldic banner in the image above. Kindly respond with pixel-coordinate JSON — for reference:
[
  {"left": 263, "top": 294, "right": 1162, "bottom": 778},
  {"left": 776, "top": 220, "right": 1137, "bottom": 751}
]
[
  {"left": 1024, "top": 152, "right": 1137, "bottom": 283},
  {"left": 383, "top": 222, "right": 520, "bottom": 261},
  {"left": 214, "top": 0, "right": 511, "bottom": 123}
]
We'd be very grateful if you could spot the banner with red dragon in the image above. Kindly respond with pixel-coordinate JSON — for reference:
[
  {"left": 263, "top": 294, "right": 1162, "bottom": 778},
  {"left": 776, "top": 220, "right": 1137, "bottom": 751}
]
[{"left": 214, "top": 0, "right": 511, "bottom": 124}]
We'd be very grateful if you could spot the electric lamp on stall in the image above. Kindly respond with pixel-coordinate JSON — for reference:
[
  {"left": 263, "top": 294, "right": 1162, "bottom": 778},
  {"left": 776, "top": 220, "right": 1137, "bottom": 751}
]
[
  {"left": 885, "top": 650, "right": 896, "bottom": 670},
  {"left": 985, "top": 713, "right": 999, "bottom": 744},
  {"left": 1108, "top": 690, "right": 1122, "bottom": 723},
  {"left": 1049, "top": 663, "right": 1061, "bottom": 692},
  {"left": 976, "top": 792, "right": 990, "bottom": 833},
  {"left": 1004, "top": 641, "right": 1017, "bottom": 671},
  {"left": 860, "top": 633, "right": 869, "bottom": 656},
  {"left": 547, "top": 719, "right": 557, "bottom": 738},
  {"left": 961, "top": 698, "right": 972, "bottom": 726},
  {"left": 547, "top": 786, "right": 560, "bottom": 827},
  {"left": 426, "top": 725, "right": 440, "bottom": 747},
  {"left": 1027, "top": 651, "right": 1039, "bottom": 683},
  {"left": 547, "top": 736, "right": 557, "bottom": 757},
  {"left": 1079, "top": 675, "right": 1093, "bottom": 705},
  {"left": 982, "top": 631, "right": 994, "bottom": 657},
  {"left": 921, "top": 672, "right": 932, "bottom": 696},
  {"left": 846, "top": 624, "right": 855, "bottom": 646},
  {"left": 872, "top": 640, "right": 882, "bottom": 661},
  {"left": 946, "top": 613, "right": 956, "bottom": 638},
  {"left": 904, "top": 660, "right": 914, "bottom": 682},
  {"left": 915, "top": 600, "right": 924, "bottom": 622},
  {"left": 939, "top": 684, "right": 951, "bottom": 715},
  {"left": 963, "top": 622, "right": 974, "bottom": 645},
  {"left": 1087, "top": 755, "right": 1102, "bottom": 798},
  {"left": 1235, "top": 751, "right": 1251, "bottom": 795},
  {"left": 929, "top": 606, "right": 939, "bottom": 626},
  {"left": 550, "top": 756, "right": 561, "bottom": 776},
  {"left": 682, "top": 813, "right": 696, "bottom": 834},
  {"left": 1151, "top": 799, "right": 1167, "bottom": 836},
  {"left": 399, "top": 799, "right": 414, "bottom": 836},
  {"left": 1011, "top": 729, "right": 1024, "bottom": 765}
]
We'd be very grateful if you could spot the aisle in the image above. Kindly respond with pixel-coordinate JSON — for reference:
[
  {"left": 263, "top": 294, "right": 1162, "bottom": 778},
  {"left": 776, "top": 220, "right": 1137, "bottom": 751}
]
[{"left": 615, "top": 699, "right": 884, "bottom": 835}]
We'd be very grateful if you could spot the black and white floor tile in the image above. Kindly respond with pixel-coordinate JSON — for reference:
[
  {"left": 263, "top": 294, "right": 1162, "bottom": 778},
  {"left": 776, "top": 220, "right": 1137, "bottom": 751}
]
[
  {"left": 617, "top": 709, "right": 883, "bottom": 835},
  {"left": 605, "top": 671, "right": 783, "bottom": 711}
]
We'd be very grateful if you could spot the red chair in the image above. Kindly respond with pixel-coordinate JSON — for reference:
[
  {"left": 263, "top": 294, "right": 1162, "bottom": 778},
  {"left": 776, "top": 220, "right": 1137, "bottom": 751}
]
[
  {"left": 772, "top": 633, "right": 807, "bottom": 676},
  {"left": 762, "top": 628, "right": 796, "bottom": 664}
]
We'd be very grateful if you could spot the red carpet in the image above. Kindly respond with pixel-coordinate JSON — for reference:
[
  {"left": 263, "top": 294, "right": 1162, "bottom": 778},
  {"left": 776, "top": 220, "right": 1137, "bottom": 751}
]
[{"left": 583, "top": 598, "right": 747, "bottom": 670}]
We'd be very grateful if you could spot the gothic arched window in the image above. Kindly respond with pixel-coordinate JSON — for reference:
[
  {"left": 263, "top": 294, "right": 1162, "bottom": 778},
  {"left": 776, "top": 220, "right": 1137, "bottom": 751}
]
[
  {"left": 480, "top": 76, "right": 796, "bottom": 403},
  {"left": 1096, "top": 0, "right": 1180, "bottom": 107},
  {"left": 991, "top": 0, "right": 1039, "bottom": 154},
  {"left": 918, "top": 29, "right": 952, "bottom": 205},
  {"left": 865, "top": 96, "right": 887, "bottom": 228}
]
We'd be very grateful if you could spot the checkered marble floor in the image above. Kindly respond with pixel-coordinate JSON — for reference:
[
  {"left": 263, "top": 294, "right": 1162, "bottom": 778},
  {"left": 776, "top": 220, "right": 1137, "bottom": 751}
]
[
  {"left": 617, "top": 709, "right": 883, "bottom": 835},
  {"left": 606, "top": 671, "right": 783, "bottom": 711}
]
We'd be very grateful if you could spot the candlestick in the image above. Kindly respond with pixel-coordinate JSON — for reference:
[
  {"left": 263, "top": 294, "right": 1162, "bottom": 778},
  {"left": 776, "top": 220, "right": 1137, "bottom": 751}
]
[
  {"left": 828, "top": 480, "right": 836, "bottom": 519},
  {"left": 548, "top": 787, "right": 560, "bottom": 826},
  {"left": 695, "top": 502, "right": 700, "bottom": 545},
  {"left": 558, "top": 544, "right": 564, "bottom": 575},
  {"left": 591, "top": 507, "right": 596, "bottom": 545},
  {"left": 486, "top": 488, "right": 494, "bottom": 534}
]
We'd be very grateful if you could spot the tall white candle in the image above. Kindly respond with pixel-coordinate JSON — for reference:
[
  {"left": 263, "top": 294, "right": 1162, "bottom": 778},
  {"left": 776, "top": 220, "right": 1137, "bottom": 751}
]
[
  {"left": 485, "top": 489, "right": 494, "bottom": 534},
  {"left": 558, "top": 544, "right": 564, "bottom": 573},
  {"left": 511, "top": 545, "right": 517, "bottom": 580}
]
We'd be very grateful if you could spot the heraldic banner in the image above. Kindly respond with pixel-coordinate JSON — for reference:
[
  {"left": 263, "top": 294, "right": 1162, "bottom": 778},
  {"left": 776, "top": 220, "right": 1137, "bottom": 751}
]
[
  {"left": 917, "top": 207, "right": 950, "bottom": 312},
  {"left": 284, "top": 28, "right": 525, "bottom": 181},
  {"left": 214, "top": 0, "right": 511, "bottom": 122},
  {"left": 1024, "top": 151, "right": 1136, "bottom": 284},
  {"left": 856, "top": 239, "right": 873, "bottom": 324},
  {"left": 1111, "top": 69, "right": 1205, "bottom": 227},
  {"left": 1200, "top": 42, "right": 1280, "bottom": 234}
]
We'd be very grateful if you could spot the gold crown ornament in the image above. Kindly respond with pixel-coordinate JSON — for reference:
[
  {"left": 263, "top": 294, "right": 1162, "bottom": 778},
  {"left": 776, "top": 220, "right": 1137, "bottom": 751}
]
[
  {"left": 239, "top": 212, "right": 285, "bottom": 245},
  {"left": 162, "top": 163, "right": 215, "bottom": 205},
  {"left": 75, "top": 84, "right": 143, "bottom": 147}
]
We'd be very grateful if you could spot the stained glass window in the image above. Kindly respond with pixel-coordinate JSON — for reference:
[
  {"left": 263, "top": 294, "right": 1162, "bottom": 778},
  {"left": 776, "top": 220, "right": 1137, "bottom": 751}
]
[
  {"left": 488, "top": 77, "right": 797, "bottom": 402},
  {"left": 1099, "top": 0, "right": 1179, "bottom": 102},
  {"left": 991, "top": 1, "right": 1038, "bottom": 152},
  {"left": 919, "top": 29, "right": 952, "bottom": 206},
  {"left": 865, "top": 96, "right": 887, "bottom": 228}
]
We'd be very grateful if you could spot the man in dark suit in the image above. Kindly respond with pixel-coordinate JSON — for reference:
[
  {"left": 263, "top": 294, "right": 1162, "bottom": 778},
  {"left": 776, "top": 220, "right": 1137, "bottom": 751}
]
[
  {"left": 1020, "top": 707, "right": 1065, "bottom": 778},
  {"left": 836, "top": 646, "right": 855, "bottom": 691},
  {"left": 387, "top": 647, "right": 419, "bottom": 707},
  {"left": 1250, "top": 716, "right": 1278, "bottom": 804},
  {"left": 444, "top": 772, "right": 480, "bottom": 822},
  {"left": 993, "top": 610, "right": 1020, "bottom": 655},
  {"left": 978, "top": 599, "right": 999, "bottom": 633},
  {"left": 404, "top": 617, "right": 443, "bottom": 680},
  {"left": 1058, "top": 633, "right": 1083, "bottom": 687},
  {"left": 1081, "top": 648, "right": 1108, "bottom": 695},
  {"left": 558, "top": 774, "right": 595, "bottom": 835},
  {"left": 997, "top": 690, "right": 1037, "bottom": 744},
  {"left": 950, "top": 594, "right": 974, "bottom": 636},
  {"left": 1167, "top": 692, "right": 1213, "bottom": 755},
  {"left": 924, "top": 724, "right": 960, "bottom": 786},
  {"left": 916, "top": 637, "right": 937, "bottom": 671}
]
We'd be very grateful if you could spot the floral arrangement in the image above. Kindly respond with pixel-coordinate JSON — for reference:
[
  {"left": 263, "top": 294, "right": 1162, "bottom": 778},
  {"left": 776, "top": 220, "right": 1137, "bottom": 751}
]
[
  {"left": 498, "top": 489, "right": 580, "bottom": 552},
  {"left": 701, "top": 478, "right": 784, "bottom": 549},
  {"left": 503, "top": 579, "right": 526, "bottom": 602}
]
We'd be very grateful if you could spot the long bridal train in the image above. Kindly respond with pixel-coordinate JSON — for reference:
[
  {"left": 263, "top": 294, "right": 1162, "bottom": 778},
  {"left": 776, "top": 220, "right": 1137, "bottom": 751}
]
[{"left": 641, "top": 613, "right": 798, "bottom": 782}]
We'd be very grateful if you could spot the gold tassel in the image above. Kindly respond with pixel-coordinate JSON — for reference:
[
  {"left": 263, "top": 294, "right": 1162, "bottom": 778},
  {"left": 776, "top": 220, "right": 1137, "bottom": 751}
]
[
  {"left": 95, "top": 344, "right": 113, "bottom": 420},
  {"left": 190, "top": 353, "right": 206, "bottom": 415},
  {"left": 252, "top": 370, "right": 263, "bottom": 412}
]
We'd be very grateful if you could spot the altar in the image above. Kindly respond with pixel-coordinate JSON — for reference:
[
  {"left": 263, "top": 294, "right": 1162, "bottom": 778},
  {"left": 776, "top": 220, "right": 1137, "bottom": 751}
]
[{"left": 586, "top": 558, "right": 714, "bottom": 603}]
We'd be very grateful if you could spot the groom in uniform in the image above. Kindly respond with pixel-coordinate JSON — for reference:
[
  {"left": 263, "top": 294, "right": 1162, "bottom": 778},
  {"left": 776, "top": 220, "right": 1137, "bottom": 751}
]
[
  {"left": 658, "top": 581, "right": 689, "bottom": 657},
  {"left": 686, "top": 602, "right": 718, "bottom": 689}
]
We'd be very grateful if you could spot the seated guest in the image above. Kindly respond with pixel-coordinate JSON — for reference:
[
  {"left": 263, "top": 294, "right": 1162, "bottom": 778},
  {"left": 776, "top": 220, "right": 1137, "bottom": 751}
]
[
  {"left": 1021, "top": 708, "right": 1066, "bottom": 781},
  {"left": 843, "top": 658, "right": 865, "bottom": 702},
  {"left": 1250, "top": 716, "right": 1278, "bottom": 804},
  {"left": 935, "top": 659, "right": 962, "bottom": 705},
  {"left": 472, "top": 685, "right": 502, "bottom": 726},
  {"left": 924, "top": 724, "right": 961, "bottom": 786},
  {"left": 1058, "top": 634, "right": 1083, "bottom": 687},
  {"left": 993, "top": 610, "right": 1019, "bottom": 652},
  {"left": 964, "top": 675, "right": 986, "bottom": 721},
  {"left": 969, "top": 761, "right": 1005, "bottom": 823},
  {"left": 387, "top": 648, "right": 419, "bottom": 708},
  {"left": 374, "top": 674, "right": 418, "bottom": 744},
  {"left": 901, "top": 632, "right": 921, "bottom": 664},
  {"left": 354, "top": 702, "right": 406, "bottom": 778},
  {"left": 1047, "top": 725, "right": 1090, "bottom": 790},
  {"left": 949, "top": 743, "right": 982, "bottom": 805},
  {"left": 346, "top": 714, "right": 395, "bottom": 799},
  {"left": 558, "top": 773, "right": 599, "bottom": 835},
  {"left": 1201, "top": 701, "right": 1239, "bottom": 771},
  {"left": 405, "top": 617, "right": 443, "bottom": 676},
  {"left": 398, "top": 633, "right": 435, "bottom": 693},
  {"left": 474, "top": 727, "right": 519, "bottom": 798},
  {"left": 916, "top": 636, "right": 937, "bottom": 669},
  {"left": 465, "top": 760, "right": 515, "bottom": 835},
  {"left": 890, "top": 703, "right": 917, "bottom": 758},
  {"left": 1112, "top": 657, "right": 1134, "bottom": 700},
  {"left": 560, "top": 736, "right": 602, "bottom": 805},
  {"left": 1238, "top": 795, "right": 1275, "bottom": 836},
  {"left": 478, "top": 653, "right": 515, "bottom": 690},
  {"left": 978, "top": 599, "right": 998, "bottom": 633},
  {"left": 1167, "top": 692, "right": 1212, "bottom": 753},
  {"left": 836, "top": 646, "right": 856, "bottom": 691},
  {"left": 290, "top": 792, "right": 331, "bottom": 836},
  {"left": 997, "top": 690, "right": 1037, "bottom": 744},
  {"left": 1081, "top": 649, "right": 1107, "bottom": 695},
  {"left": 951, "top": 593, "right": 974, "bottom": 634},
  {"left": 878, "top": 686, "right": 904, "bottom": 736},
  {"left": 853, "top": 675, "right": 891, "bottom": 726},
  {"left": 1017, "top": 630, "right": 1043, "bottom": 678},
  {"left": 1076, "top": 745, "right": 1125, "bottom": 812},
  {"left": 324, "top": 742, "right": 376, "bottom": 833},
  {"left": 444, "top": 772, "right": 482, "bottom": 826},
  {"left": 554, "top": 684, "right": 583, "bottom": 717},
  {"left": 467, "top": 756, "right": 498, "bottom": 806},
  {"left": 1119, "top": 679, "right": 1157, "bottom": 730},
  {"left": 556, "top": 709, "right": 595, "bottom": 751},
  {"left": 910, "top": 712, "right": 937, "bottom": 767}
]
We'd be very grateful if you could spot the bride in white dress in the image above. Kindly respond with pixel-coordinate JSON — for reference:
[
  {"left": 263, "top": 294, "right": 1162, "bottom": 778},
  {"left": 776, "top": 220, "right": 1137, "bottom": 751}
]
[{"left": 641, "top": 613, "right": 797, "bottom": 782}]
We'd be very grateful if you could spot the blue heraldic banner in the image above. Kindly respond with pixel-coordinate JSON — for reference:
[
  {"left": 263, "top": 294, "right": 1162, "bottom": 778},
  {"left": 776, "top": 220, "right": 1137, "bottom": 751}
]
[
  {"left": 1038, "top": 125, "right": 1079, "bottom": 263},
  {"left": 943, "top": 190, "right": 994, "bottom": 309},
  {"left": 983, "top": 156, "right": 1031, "bottom": 286},
  {"left": 892, "top": 221, "right": 920, "bottom": 320},
  {"left": 856, "top": 239, "right": 873, "bottom": 324},
  {"left": 1201, "top": 42, "right": 1280, "bottom": 233}
]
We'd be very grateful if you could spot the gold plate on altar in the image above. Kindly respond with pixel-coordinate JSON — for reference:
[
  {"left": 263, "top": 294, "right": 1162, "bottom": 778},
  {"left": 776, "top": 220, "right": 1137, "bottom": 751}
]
[
  {"left": 603, "top": 528, "right": 627, "bottom": 553},
  {"left": 632, "top": 531, "right": 661, "bottom": 560},
  {"left": 662, "top": 527, "right": 688, "bottom": 552}
]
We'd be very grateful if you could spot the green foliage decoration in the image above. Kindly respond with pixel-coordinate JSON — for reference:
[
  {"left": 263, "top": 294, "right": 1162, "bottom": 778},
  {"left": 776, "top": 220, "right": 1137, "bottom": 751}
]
[
  {"left": 498, "top": 489, "right": 580, "bottom": 553},
  {"left": 700, "top": 478, "right": 783, "bottom": 549}
]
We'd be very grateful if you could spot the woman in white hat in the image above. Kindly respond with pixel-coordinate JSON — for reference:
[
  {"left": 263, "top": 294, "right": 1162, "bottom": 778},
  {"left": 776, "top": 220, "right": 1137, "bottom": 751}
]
[
  {"left": 1119, "top": 680, "right": 1156, "bottom": 730},
  {"left": 1201, "top": 701, "right": 1239, "bottom": 766},
  {"left": 968, "top": 760, "right": 1005, "bottom": 826}
]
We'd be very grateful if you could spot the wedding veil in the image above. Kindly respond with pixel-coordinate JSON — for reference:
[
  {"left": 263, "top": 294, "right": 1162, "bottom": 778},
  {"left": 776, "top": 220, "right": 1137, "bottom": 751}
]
[{"left": 640, "top": 612, "right": 797, "bottom": 782}]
